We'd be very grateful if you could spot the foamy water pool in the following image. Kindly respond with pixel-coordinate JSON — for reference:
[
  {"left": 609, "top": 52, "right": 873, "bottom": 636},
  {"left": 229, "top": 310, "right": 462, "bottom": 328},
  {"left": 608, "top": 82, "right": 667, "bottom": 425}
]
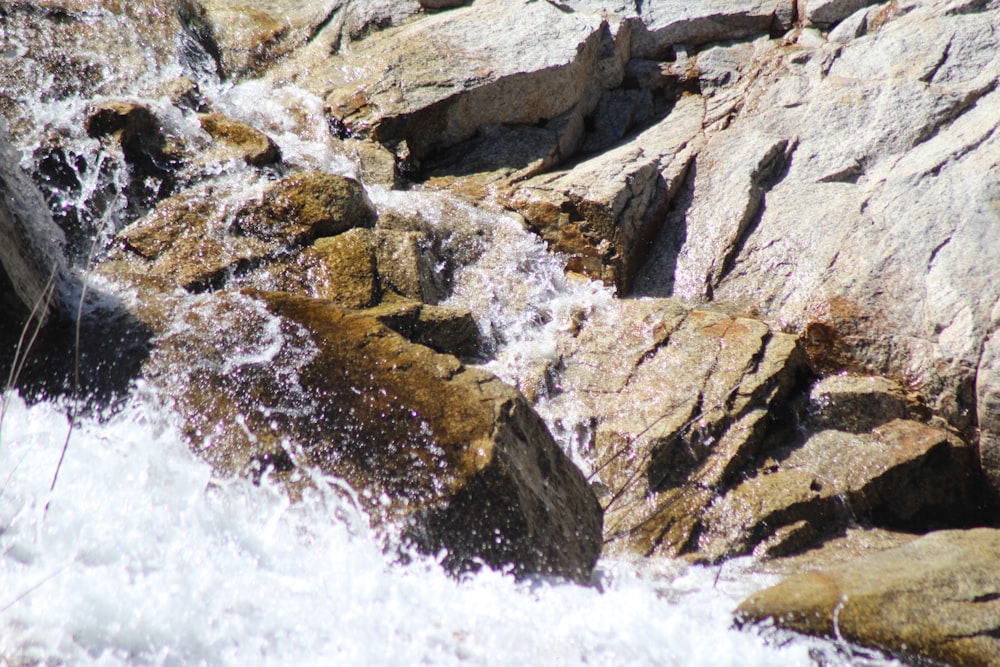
[{"left": 0, "top": 390, "right": 889, "bottom": 667}]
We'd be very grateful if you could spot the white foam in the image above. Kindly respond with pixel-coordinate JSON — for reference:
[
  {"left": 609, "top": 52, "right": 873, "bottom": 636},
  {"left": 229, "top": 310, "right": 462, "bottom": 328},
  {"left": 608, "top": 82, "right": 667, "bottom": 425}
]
[{"left": 0, "top": 390, "right": 900, "bottom": 667}]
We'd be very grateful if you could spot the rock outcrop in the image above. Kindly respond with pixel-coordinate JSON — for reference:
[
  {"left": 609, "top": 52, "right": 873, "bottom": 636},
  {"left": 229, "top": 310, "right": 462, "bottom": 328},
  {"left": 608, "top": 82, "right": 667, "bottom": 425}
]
[
  {"left": 736, "top": 528, "right": 1000, "bottom": 666},
  {"left": 4, "top": 0, "right": 1000, "bottom": 661},
  {"left": 513, "top": 297, "right": 984, "bottom": 564}
]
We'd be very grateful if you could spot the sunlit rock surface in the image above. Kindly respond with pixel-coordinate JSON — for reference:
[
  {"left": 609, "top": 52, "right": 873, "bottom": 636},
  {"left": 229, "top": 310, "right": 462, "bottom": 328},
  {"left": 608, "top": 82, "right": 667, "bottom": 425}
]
[{"left": 737, "top": 528, "right": 1000, "bottom": 666}]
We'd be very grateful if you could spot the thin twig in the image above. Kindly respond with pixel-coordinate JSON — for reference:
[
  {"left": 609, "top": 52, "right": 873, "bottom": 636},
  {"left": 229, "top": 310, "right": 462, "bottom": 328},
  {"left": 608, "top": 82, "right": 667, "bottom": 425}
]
[
  {"left": 0, "top": 564, "right": 70, "bottom": 613},
  {"left": 47, "top": 268, "right": 89, "bottom": 503},
  {"left": 0, "top": 264, "right": 59, "bottom": 435}
]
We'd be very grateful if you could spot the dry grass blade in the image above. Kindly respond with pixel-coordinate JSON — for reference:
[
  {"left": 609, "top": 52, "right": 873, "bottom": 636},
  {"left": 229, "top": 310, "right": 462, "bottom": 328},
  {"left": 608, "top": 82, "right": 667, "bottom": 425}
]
[{"left": 0, "top": 263, "right": 59, "bottom": 438}]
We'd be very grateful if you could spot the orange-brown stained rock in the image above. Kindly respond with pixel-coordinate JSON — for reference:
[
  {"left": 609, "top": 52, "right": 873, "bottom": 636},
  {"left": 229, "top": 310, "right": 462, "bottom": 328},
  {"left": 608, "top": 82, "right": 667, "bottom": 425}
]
[
  {"left": 198, "top": 113, "right": 281, "bottom": 166},
  {"left": 145, "top": 290, "right": 602, "bottom": 581},
  {"left": 736, "top": 529, "right": 1000, "bottom": 666}
]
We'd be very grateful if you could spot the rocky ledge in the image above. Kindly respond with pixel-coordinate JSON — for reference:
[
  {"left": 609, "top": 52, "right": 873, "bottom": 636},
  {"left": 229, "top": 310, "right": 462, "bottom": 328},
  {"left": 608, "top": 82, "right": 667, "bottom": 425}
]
[{"left": 1, "top": 0, "right": 999, "bottom": 663}]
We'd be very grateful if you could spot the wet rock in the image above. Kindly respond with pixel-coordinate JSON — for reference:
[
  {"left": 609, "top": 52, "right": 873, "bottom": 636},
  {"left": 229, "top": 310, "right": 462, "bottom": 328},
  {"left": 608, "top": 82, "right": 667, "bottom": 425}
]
[
  {"left": 189, "top": 1, "right": 334, "bottom": 79},
  {"left": 111, "top": 180, "right": 276, "bottom": 291},
  {"left": 523, "top": 289, "right": 987, "bottom": 564},
  {"left": 85, "top": 101, "right": 184, "bottom": 180},
  {"left": 506, "top": 94, "right": 705, "bottom": 292},
  {"left": 0, "top": 2, "right": 193, "bottom": 139},
  {"left": 197, "top": 113, "right": 281, "bottom": 167},
  {"left": 0, "top": 133, "right": 67, "bottom": 332},
  {"left": 112, "top": 171, "right": 375, "bottom": 291},
  {"left": 233, "top": 171, "right": 376, "bottom": 242},
  {"left": 143, "top": 290, "right": 601, "bottom": 581},
  {"left": 376, "top": 230, "right": 447, "bottom": 304},
  {"left": 255, "top": 228, "right": 382, "bottom": 309},
  {"left": 736, "top": 528, "right": 1000, "bottom": 666},
  {"left": 364, "top": 298, "right": 482, "bottom": 358}
]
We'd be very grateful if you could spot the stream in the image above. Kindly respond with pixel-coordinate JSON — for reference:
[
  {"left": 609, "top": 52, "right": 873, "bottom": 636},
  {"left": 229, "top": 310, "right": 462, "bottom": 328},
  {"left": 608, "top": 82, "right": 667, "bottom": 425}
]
[{"left": 0, "top": 9, "right": 903, "bottom": 665}]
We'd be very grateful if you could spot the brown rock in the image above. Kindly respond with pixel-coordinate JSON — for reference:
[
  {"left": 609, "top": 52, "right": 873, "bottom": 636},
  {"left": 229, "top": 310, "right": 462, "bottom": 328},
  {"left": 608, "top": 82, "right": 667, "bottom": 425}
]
[
  {"left": 527, "top": 298, "right": 806, "bottom": 557},
  {"left": 198, "top": 113, "right": 281, "bottom": 167},
  {"left": 232, "top": 171, "right": 375, "bottom": 242},
  {"left": 112, "top": 180, "right": 275, "bottom": 291},
  {"left": 700, "top": 418, "right": 981, "bottom": 561},
  {"left": 376, "top": 229, "right": 446, "bottom": 304},
  {"left": 364, "top": 298, "right": 482, "bottom": 358},
  {"left": 736, "top": 528, "right": 1000, "bottom": 666},
  {"left": 144, "top": 290, "right": 602, "bottom": 581},
  {"left": 506, "top": 94, "right": 705, "bottom": 292},
  {"left": 254, "top": 229, "right": 382, "bottom": 309}
]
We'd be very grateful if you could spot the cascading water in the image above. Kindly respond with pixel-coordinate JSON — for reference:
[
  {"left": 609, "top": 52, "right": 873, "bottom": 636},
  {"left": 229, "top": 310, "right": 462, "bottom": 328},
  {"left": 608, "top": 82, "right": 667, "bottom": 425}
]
[{"left": 0, "top": 6, "right": 903, "bottom": 666}]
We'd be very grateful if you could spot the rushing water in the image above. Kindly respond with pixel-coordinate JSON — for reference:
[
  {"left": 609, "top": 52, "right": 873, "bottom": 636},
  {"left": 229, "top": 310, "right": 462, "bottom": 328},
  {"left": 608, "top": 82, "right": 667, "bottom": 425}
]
[
  {"left": 0, "top": 392, "right": 896, "bottom": 667},
  {"left": 0, "top": 8, "right": 904, "bottom": 665}
]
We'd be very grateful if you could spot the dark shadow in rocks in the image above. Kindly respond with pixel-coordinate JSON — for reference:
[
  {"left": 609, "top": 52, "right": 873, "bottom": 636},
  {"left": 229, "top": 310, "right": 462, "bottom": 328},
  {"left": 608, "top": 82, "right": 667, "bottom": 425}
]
[
  {"left": 2, "top": 282, "right": 154, "bottom": 417},
  {"left": 628, "top": 161, "right": 697, "bottom": 298}
]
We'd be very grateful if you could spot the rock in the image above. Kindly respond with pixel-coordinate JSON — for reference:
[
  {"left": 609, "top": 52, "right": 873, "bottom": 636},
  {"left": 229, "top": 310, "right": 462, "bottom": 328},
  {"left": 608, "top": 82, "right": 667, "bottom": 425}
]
[
  {"left": 700, "top": 417, "right": 981, "bottom": 561},
  {"left": 630, "top": 0, "right": 793, "bottom": 59},
  {"left": 0, "top": 132, "right": 67, "bottom": 330},
  {"left": 85, "top": 101, "right": 184, "bottom": 181},
  {"left": 253, "top": 229, "right": 382, "bottom": 309},
  {"left": 112, "top": 171, "right": 375, "bottom": 291},
  {"left": 736, "top": 528, "right": 1000, "bottom": 666},
  {"left": 142, "top": 289, "right": 601, "bottom": 581},
  {"left": 506, "top": 94, "right": 705, "bottom": 292},
  {"left": 0, "top": 2, "right": 192, "bottom": 139},
  {"left": 316, "top": 0, "right": 617, "bottom": 161},
  {"left": 804, "top": 374, "right": 911, "bottom": 433},
  {"left": 231, "top": 171, "right": 376, "bottom": 242},
  {"left": 197, "top": 113, "right": 281, "bottom": 167},
  {"left": 519, "top": 298, "right": 807, "bottom": 556},
  {"left": 978, "top": 333, "right": 1000, "bottom": 494},
  {"left": 658, "top": 128, "right": 795, "bottom": 303},
  {"left": 112, "top": 179, "right": 277, "bottom": 291},
  {"left": 189, "top": 0, "right": 337, "bottom": 79},
  {"left": 364, "top": 298, "right": 482, "bottom": 358},
  {"left": 803, "top": 0, "right": 882, "bottom": 29},
  {"left": 419, "top": 0, "right": 470, "bottom": 10},
  {"left": 375, "top": 229, "right": 447, "bottom": 304},
  {"left": 632, "top": 1, "right": 1000, "bottom": 481}
]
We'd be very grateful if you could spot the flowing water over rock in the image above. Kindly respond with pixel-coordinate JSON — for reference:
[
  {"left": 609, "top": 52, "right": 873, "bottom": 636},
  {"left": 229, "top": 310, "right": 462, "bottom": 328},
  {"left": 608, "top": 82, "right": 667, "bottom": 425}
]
[{"left": 2, "top": 0, "right": 999, "bottom": 664}]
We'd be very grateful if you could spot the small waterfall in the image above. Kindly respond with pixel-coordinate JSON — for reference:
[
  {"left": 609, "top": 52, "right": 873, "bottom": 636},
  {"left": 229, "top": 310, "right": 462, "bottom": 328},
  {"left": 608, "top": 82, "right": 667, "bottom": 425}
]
[{"left": 0, "top": 4, "right": 907, "bottom": 666}]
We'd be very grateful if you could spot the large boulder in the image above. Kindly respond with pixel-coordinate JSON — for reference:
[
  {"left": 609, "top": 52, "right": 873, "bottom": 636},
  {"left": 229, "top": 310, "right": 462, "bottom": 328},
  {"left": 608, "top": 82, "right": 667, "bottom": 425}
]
[
  {"left": 300, "top": 0, "right": 622, "bottom": 161},
  {"left": 135, "top": 288, "right": 602, "bottom": 581},
  {"left": 736, "top": 528, "right": 1000, "bottom": 666}
]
